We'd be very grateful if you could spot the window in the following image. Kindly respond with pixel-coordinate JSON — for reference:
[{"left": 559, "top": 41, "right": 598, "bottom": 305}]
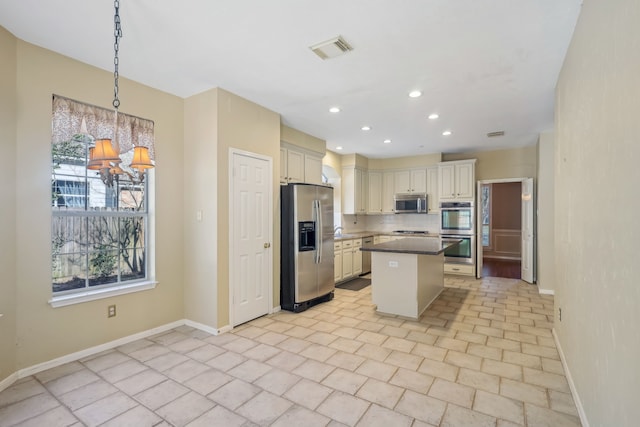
[
  {"left": 481, "top": 184, "right": 491, "bottom": 247},
  {"left": 51, "top": 96, "right": 154, "bottom": 297}
]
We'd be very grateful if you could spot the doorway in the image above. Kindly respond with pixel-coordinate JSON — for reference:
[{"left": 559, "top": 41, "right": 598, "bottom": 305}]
[
  {"left": 477, "top": 178, "right": 534, "bottom": 281},
  {"left": 229, "top": 150, "right": 273, "bottom": 326}
]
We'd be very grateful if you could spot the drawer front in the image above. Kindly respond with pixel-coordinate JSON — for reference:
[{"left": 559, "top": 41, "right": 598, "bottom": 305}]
[
  {"left": 334, "top": 241, "right": 342, "bottom": 251},
  {"left": 444, "top": 263, "right": 475, "bottom": 275},
  {"left": 353, "top": 239, "right": 362, "bottom": 247},
  {"left": 342, "top": 240, "right": 353, "bottom": 249}
]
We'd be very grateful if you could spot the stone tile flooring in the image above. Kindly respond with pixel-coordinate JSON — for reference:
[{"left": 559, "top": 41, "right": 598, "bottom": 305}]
[{"left": 0, "top": 276, "right": 582, "bottom": 426}]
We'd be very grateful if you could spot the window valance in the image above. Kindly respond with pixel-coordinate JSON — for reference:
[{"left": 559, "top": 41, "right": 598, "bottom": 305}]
[{"left": 51, "top": 94, "right": 155, "bottom": 160}]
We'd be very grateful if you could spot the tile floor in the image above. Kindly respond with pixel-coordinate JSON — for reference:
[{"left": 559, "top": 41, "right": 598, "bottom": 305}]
[{"left": 0, "top": 276, "right": 582, "bottom": 427}]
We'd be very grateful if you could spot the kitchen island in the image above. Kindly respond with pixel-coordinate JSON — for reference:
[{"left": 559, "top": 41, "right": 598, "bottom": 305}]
[{"left": 360, "top": 237, "right": 460, "bottom": 319}]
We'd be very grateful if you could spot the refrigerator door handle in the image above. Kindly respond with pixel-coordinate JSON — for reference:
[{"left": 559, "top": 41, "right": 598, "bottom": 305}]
[{"left": 314, "top": 199, "right": 322, "bottom": 264}]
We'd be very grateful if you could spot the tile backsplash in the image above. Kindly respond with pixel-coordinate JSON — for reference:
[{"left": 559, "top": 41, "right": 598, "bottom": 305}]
[{"left": 341, "top": 213, "right": 440, "bottom": 234}]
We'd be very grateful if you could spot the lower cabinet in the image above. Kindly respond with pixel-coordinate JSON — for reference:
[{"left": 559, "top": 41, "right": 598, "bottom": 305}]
[
  {"left": 444, "top": 263, "right": 475, "bottom": 276},
  {"left": 335, "top": 238, "right": 363, "bottom": 283},
  {"left": 342, "top": 246, "right": 353, "bottom": 278},
  {"left": 353, "top": 239, "right": 362, "bottom": 276},
  {"left": 334, "top": 241, "right": 343, "bottom": 282}
]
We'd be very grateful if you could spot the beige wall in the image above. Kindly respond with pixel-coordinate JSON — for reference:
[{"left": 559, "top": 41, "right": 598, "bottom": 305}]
[
  {"left": 183, "top": 90, "right": 219, "bottom": 328},
  {"left": 443, "top": 146, "right": 537, "bottom": 181},
  {"left": 216, "top": 89, "right": 281, "bottom": 327},
  {"left": 536, "top": 132, "right": 555, "bottom": 293},
  {"left": 368, "top": 153, "right": 442, "bottom": 170},
  {"left": 0, "top": 26, "right": 17, "bottom": 383},
  {"left": 281, "top": 125, "right": 325, "bottom": 155},
  {"left": 13, "top": 39, "right": 185, "bottom": 370},
  {"left": 555, "top": 0, "right": 640, "bottom": 425}
]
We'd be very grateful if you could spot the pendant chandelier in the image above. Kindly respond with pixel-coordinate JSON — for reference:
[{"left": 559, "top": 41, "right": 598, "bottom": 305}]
[{"left": 88, "top": 0, "right": 154, "bottom": 187}]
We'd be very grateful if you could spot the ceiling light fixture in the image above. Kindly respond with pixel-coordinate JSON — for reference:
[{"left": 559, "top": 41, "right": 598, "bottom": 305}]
[
  {"left": 409, "top": 90, "right": 422, "bottom": 98},
  {"left": 383, "top": 139, "right": 392, "bottom": 144},
  {"left": 428, "top": 113, "right": 439, "bottom": 120},
  {"left": 442, "top": 130, "right": 452, "bottom": 136},
  {"left": 361, "top": 126, "right": 371, "bottom": 131},
  {"left": 89, "top": 0, "right": 154, "bottom": 187},
  {"left": 329, "top": 107, "right": 341, "bottom": 113},
  {"left": 336, "top": 146, "right": 343, "bottom": 150}
]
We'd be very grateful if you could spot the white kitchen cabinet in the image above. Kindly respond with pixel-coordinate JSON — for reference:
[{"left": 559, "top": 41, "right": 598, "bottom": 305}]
[
  {"left": 438, "top": 160, "right": 476, "bottom": 201},
  {"left": 352, "top": 239, "right": 363, "bottom": 276},
  {"left": 426, "top": 166, "right": 439, "bottom": 213},
  {"left": 367, "top": 171, "right": 383, "bottom": 214},
  {"left": 394, "top": 169, "right": 426, "bottom": 194},
  {"left": 342, "top": 167, "right": 367, "bottom": 214},
  {"left": 342, "top": 240, "right": 353, "bottom": 278},
  {"left": 382, "top": 171, "right": 395, "bottom": 213},
  {"left": 334, "top": 241, "right": 343, "bottom": 282},
  {"left": 280, "top": 144, "right": 323, "bottom": 184},
  {"left": 304, "top": 154, "right": 323, "bottom": 185}
]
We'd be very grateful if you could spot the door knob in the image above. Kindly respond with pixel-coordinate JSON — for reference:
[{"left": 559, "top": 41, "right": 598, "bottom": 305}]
[{"left": 264, "top": 242, "right": 271, "bottom": 248}]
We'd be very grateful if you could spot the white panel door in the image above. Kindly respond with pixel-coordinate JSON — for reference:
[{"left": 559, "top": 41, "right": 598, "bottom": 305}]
[
  {"left": 232, "top": 152, "right": 272, "bottom": 325},
  {"left": 521, "top": 178, "right": 534, "bottom": 283}
]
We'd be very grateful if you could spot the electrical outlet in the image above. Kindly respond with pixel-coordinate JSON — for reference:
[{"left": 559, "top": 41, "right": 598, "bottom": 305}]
[
  {"left": 108, "top": 305, "right": 116, "bottom": 318},
  {"left": 558, "top": 307, "right": 562, "bottom": 322}
]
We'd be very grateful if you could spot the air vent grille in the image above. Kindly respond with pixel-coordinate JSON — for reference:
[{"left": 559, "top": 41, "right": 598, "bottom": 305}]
[
  {"left": 310, "top": 36, "right": 353, "bottom": 60},
  {"left": 487, "top": 131, "right": 505, "bottom": 137}
]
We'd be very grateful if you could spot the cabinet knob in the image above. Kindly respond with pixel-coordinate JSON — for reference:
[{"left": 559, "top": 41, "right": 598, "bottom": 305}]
[{"left": 264, "top": 242, "right": 271, "bottom": 248}]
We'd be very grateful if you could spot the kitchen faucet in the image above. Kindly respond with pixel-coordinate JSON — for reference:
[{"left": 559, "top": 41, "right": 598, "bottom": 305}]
[{"left": 334, "top": 226, "right": 344, "bottom": 236}]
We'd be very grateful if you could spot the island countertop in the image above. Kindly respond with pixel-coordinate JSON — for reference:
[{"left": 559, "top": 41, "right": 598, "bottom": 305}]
[{"left": 360, "top": 237, "right": 460, "bottom": 255}]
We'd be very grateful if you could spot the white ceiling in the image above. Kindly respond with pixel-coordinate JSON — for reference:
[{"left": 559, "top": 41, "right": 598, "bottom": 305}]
[{"left": 0, "top": 0, "right": 581, "bottom": 158}]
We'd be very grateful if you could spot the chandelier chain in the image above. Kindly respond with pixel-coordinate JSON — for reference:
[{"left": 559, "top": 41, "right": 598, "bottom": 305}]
[{"left": 113, "top": 0, "right": 122, "bottom": 110}]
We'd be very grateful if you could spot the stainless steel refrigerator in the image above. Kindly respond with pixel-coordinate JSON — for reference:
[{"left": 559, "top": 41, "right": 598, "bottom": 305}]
[{"left": 281, "top": 183, "right": 334, "bottom": 312}]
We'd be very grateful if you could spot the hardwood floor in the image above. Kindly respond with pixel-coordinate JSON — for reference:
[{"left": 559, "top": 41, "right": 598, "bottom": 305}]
[{"left": 482, "top": 258, "right": 521, "bottom": 279}]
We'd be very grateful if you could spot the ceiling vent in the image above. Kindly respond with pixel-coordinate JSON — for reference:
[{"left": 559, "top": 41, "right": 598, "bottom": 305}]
[
  {"left": 310, "top": 36, "right": 353, "bottom": 60},
  {"left": 487, "top": 131, "right": 505, "bottom": 137}
]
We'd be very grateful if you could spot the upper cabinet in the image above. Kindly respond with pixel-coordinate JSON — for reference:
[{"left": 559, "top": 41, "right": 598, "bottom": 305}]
[
  {"left": 426, "top": 166, "right": 439, "bottom": 213},
  {"left": 382, "top": 171, "right": 396, "bottom": 213},
  {"left": 280, "top": 144, "right": 323, "bottom": 184},
  {"left": 342, "top": 167, "right": 368, "bottom": 214},
  {"left": 304, "top": 155, "right": 323, "bottom": 185},
  {"left": 367, "top": 171, "right": 383, "bottom": 214},
  {"left": 393, "top": 168, "right": 426, "bottom": 194},
  {"left": 438, "top": 159, "right": 476, "bottom": 201}
]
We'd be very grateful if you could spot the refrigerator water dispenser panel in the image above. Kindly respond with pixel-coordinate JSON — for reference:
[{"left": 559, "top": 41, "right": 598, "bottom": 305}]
[{"left": 298, "top": 221, "right": 316, "bottom": 251}]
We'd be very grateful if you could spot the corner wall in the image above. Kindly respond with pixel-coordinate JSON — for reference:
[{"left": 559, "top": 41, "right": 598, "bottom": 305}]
[
  {"left": 536, "top": 132, "right": 555, "bottom": 293},
  {"left": 555, "top": 0, "right": 640, "bottom": 425},
  {"left": 14, "top": 40, "right": 185, "bottom": 370},
  {"left": 0, "top": 26, "right": 17, "bottom": 383},
  {"left": 216, "top": 89, "right": 281, "bottom": 327}
]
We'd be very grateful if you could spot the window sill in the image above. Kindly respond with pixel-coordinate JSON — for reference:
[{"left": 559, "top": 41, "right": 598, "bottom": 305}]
[{"left": 49, "top": 281, "right": 158, "bottom": 308}]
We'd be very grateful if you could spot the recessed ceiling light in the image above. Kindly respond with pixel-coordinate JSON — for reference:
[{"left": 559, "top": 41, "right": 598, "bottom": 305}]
[
  {"left": 442, "top": 130, "right": 452, "bottom": 136},
  {"left": 361, "top": 126, "right": 371, "bottom": 131},
  {"left": 329, "top": 107, "right": 341, "bottom": 113},
  {"left": 428, "top": 113, "right": 439, "bottom": 120},
  {"left": 408, "top": 90, "right": 422, "bottom": 98},
  {"left": 383, "top": 139, "right": 392, "bottom": 144},
  {"left": 336, "top": 146, "right": 343, "bottom": 150}
]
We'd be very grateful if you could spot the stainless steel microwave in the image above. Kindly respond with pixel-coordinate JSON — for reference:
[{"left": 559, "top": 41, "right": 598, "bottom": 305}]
[{"left": 394, "top": 193, "right": 428, "bottom": 214}]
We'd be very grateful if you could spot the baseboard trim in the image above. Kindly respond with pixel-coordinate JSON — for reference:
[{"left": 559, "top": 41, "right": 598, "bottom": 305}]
[
  {"left": 17, "top": 320, "right": 184, "bottom": 380},
  {"left": 538, "top": 288, "right": 555, "bottom": 295},
  {"left": 184, "top": 319, "right": 227, "bottom": 336},
  {"left": 0, "top": 372, "right": 18, "bottom": 393},
  {"left": 1, "top": 315, "right": 240, "bottom": 393},
  {"left": 552, "top": 328, "right": 590, "bottom": 427}
]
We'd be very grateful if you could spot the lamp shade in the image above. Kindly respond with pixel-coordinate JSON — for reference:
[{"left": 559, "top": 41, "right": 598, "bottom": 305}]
[
  {"left": 130, "top": 146, "right": 154, "bottom": 171},
  {"left": 92, "top": 139, "right": 121, "bottom": 162},
  {"left": 87, "top": 147, "right": 112, "bottom": 170}
]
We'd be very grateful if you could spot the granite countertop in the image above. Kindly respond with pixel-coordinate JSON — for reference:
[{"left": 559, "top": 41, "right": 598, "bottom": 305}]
[{"left": 360, "top": 237, "right": 460, "bottom": 255}]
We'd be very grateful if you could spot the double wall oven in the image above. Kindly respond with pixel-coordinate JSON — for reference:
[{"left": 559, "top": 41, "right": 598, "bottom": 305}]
[{"left": 440, "top": 201, "right": 475, "bottom": 265}]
